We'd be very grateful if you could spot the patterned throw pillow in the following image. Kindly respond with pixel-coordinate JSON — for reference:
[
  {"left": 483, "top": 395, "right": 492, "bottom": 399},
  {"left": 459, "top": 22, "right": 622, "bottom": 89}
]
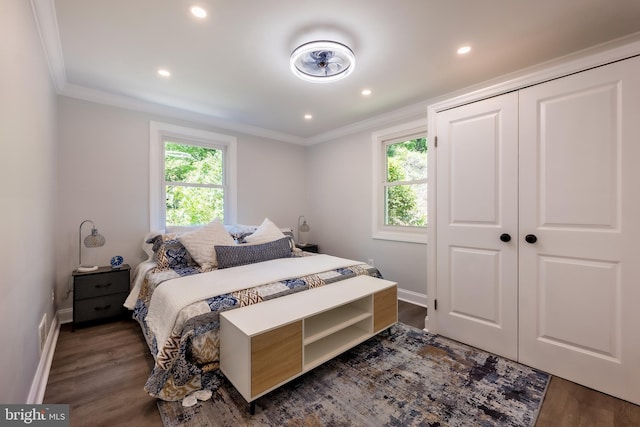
[
  {"left": 146, "top": 234, "right": 193, "bottom": 271},
  {"left": 215, "top": 237, "right": 292, "bottom": 269}
]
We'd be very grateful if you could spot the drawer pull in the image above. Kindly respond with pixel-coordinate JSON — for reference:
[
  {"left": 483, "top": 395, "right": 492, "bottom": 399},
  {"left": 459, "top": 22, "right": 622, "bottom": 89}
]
[
  {"left": 95, "top": 282, "right": 112, "bottom": 289},
  {"left": 94, "top": 304, "right": 112, "bottom": 311}
]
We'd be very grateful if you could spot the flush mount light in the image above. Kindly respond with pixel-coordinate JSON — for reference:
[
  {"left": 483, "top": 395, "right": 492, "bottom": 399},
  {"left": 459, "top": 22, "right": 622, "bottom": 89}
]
[
  {"left": 157, "top": 69, "right": 171, "bottom": 77},
  {"left": 457, "top": 46, "right": 472, "bottom": 55},
  {"left": 361, "top": 89, "right": 372, "bottom": 96},
  {"left": 304, "top": 114, "right": 313, "bottom": 120},
  {"left": 290, "top": 40, "right": 355, "bottom": 83}
]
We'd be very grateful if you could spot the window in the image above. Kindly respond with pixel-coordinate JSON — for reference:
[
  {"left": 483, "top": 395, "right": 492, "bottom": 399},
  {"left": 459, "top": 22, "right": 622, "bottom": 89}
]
[
  {"left": 372, "top": 120, "right": 427, "bottom": 243},
  {"left": 164, "top": 141, "right": 224, "bottom": 226},
  {"left": 150, "top": 122, "right": 237, "bottom": 231}
]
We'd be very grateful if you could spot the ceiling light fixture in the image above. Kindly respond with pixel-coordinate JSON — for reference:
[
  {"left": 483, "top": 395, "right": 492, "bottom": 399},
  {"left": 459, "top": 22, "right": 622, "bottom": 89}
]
[
  {"left": 304, "top": 114, "right": 313, "bottom": 120},
  {"left": 290, "top": 40, "right": 355, "bottom": 83},
  {"left": 361, "top": 89, "right": 372, "bottom": 96},
  {"left": 190, "top": 6, "right": 207, "bottom": 18},
  {"left": 157, "top": 69, "right": 171, "bottom": 77},
  {"left": 457, "top": 46, "right": 472, "bottom": 55}
]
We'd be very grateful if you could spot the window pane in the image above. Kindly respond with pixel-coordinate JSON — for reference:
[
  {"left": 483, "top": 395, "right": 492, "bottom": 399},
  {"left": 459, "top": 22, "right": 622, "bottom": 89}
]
[
  {"left": 166, "top": 185, "right": 224, "bottom": 226},
  {"left": 165, "top": 141, "right": 223, "bottom": 185},
  {"left": 385, "top": 183, "right": 427, "bottom": 226},
  {"left": 386, "top": 138, "right": 427, "bottom": 182}
]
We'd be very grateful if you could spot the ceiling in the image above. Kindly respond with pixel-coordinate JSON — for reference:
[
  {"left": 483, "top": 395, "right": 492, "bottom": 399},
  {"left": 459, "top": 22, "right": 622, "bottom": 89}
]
[{"left": 39, "top": 0, "right": 640, "bottom": 144}]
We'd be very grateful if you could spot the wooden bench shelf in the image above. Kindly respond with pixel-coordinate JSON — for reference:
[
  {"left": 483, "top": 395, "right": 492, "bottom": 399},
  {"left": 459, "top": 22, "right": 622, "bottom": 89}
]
[{"left": 219, "top": 275, "right": 398, "bottom": 409}]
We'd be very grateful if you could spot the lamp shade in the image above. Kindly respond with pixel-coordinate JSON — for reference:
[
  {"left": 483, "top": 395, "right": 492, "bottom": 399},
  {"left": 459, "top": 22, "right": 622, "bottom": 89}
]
[
  {"left": 298, "top": 216, "right": 310, "bottom": 246},
  {"left": 78, "top": 220, "right": 106, "bottom": 271},
  {"left": 84, "top": 228, "right": 105, "bottom": 248}
]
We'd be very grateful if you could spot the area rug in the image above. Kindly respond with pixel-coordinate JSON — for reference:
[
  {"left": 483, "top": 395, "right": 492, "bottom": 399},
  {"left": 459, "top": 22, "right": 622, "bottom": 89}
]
[{"left": 157, "top": 323, "right": 549, "bottom": 427}]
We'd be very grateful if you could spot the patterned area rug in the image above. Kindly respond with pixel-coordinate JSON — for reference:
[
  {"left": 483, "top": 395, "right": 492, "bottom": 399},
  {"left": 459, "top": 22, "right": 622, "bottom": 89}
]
[{"left": 157, "top": 323, "right": 549, "bottom": 427}]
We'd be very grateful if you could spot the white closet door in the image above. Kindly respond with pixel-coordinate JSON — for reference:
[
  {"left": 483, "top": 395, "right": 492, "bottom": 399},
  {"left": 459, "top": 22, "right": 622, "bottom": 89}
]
[
  {"left": 435, "top": 92, "right": 519, "bottom": 360},
  {"left": 518, "top": 56, "right": 640, "bottom": 405}
]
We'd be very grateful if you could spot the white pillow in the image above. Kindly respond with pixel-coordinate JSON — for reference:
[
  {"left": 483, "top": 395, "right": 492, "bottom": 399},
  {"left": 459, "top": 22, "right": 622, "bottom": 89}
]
[
  {"left": 244, "top": 218, "right": 286, "bottom": 244},
  {"left": 179, "top": 219, "right": 236, "bottom": 269}
]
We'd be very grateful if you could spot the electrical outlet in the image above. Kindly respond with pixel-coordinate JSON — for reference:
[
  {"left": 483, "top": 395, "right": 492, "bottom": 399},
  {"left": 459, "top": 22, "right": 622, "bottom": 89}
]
[
  {"left": 367, "top": 258, "right": 374, "bottom": 267},
  {"left": 38, "top": 313, "right": 47, "bottom": 353}
]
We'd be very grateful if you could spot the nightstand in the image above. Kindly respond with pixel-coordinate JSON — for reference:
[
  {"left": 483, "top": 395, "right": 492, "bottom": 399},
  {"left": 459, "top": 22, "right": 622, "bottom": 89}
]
[
  {"left": 72, "top": 265, "right": 130, "bottom": 330},
  {"left": 296, "top": 243, "right": 319, "bottom": 253}
]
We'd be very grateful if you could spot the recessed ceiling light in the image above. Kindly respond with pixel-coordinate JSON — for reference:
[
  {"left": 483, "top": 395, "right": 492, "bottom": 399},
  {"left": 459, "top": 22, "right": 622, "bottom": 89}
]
[
  {"left": 304, "top": 114, "right": 313, "bottom": 120},
  {"left": 190, "top": 6, "right": 207, "bottom": 18},
  {"left": 157, "top": 69, "right": 171, "bottom": 77},
  {"left": 362, "top": 89, "right": 372, "bottom": 96},
  {"left": 457, "top": 46, "right": 472, "bottom": 55}
]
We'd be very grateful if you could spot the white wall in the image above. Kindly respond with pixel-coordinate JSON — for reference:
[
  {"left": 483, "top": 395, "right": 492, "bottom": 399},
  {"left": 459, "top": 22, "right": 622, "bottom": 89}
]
[
  {"left": 0, "top": 0, "right": 58, "bottom": 403},
  {"left": 55, "top": 97, "right": 307, "bottom": 311},
  {"left": 306, "top": 120, "right": 428, "bottom": 304}
]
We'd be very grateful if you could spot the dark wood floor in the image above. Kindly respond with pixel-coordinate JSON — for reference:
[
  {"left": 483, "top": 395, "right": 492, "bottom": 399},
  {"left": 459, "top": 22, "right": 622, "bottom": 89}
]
[{"left": 44, "top": 301, "right": 639, "bottom": 427}]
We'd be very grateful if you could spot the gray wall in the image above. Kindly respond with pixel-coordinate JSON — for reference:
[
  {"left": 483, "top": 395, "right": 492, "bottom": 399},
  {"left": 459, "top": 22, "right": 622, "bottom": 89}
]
[
  {"left": 306, "top": 124, "right": 428, "bottom": 303},
  {"left": 55, "top": 97, "right": 308, "bottom": 312},
  {"left": 0, "top": 0, "right": 58, "bottom": 403}
]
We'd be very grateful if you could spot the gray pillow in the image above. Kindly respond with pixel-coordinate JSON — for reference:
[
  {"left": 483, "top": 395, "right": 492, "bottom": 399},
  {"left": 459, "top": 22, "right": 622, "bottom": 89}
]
[{"left": 215, "top": 237, "right": 292, "bottom": 269}]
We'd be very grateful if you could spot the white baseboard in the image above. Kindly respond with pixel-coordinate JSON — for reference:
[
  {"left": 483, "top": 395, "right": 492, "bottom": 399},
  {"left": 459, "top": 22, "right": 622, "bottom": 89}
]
[
  {"left": 57, "top": 307, "right": 72, "bottom": 324},
  {"left": 397, "top": 288, "right": 429, "bottom": 332},
  {"left": 397, "top": 288, "right": 427, "bottom": 307},
  {"left": 27, "top": 314, "right": 60, "bottom": 404}
]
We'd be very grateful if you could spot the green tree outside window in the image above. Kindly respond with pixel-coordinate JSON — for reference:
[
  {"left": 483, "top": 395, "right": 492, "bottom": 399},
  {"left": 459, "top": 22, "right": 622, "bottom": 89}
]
[
  {"left": 385, "top": 138, "right": 427, "bottom": 226},
  {"left": 164, "top": 141, "right": 225, "bottom": 226}
]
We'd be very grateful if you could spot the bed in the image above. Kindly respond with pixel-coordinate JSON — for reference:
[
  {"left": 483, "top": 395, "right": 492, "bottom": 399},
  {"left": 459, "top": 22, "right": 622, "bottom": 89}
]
[{"left": 124, "top": 219, "right": 383, "bottom": 401}]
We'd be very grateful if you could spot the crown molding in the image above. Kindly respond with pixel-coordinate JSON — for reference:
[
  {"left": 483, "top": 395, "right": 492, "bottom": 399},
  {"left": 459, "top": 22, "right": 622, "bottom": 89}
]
[
  {"left": 305, "top": 32, "right": 640, "bottom": 145},
  {"left": 427, "top": 31, "right": 640, "bottom": 114},
  {"left": 29, "top": 0, "right": 305, "bottom": 145},
  {"left": 28, "top": 0, "right": 425, "bottom": 147},
  {"left": 305, "top": 100, "right": 430, "bottom": 145},
  {"left": 60, "top": 84, "right": 305, "bottom": 145},
  {"left": 30, "top": 0, "right": 66, "bottom": 92},
  {"left": 29, "top": 1, "right": 640, "bottom": 148}
]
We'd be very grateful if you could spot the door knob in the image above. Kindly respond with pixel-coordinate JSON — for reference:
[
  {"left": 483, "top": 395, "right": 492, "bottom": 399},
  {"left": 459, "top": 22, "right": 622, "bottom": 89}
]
[
  {"left": 500, "top": 233, "right": 511, "bottom": 242},
  {"left": 525, "top": 234, "right": 537, "bottom": 244}
]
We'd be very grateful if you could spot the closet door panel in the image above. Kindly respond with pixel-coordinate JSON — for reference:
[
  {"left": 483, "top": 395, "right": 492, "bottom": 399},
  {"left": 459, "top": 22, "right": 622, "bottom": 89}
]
[
  {"left": 537, "top": 256, "right": 620, "bottom": 357},
  {"left": 448, "top": 115, "right": 500, "bottom": 224},
  {"left": 435, "top": 92, "right": 519, "bottom": 360},
  {"left": 537, "top": 82, "right": 619, "bottom": 229},
  {"left": 518, "top": 56, "right": 640, "bottom": 405}
]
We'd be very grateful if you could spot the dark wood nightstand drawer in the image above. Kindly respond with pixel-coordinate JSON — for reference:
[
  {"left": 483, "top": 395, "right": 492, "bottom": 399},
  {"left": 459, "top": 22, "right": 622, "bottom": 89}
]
[
  {"left": 72, "top": 265, "right": 130, "bottom": 329},
  {"left": 74, "top": 268, "right": 130, "bottom": 299},
  {"left": 74, "top": 293, "right": 129, "bottom": 324}
]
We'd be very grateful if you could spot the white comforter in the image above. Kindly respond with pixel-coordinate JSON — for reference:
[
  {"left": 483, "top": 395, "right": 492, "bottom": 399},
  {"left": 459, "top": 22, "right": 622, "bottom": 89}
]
[{"left": 145, "top": 254, "right": 362, "bottom": 349}]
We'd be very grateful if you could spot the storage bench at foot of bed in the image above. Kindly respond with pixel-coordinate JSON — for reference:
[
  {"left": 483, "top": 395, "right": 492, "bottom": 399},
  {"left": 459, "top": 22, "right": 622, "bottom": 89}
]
[{"left": 219, "top": 275, "right": 397, "bottom": 414}]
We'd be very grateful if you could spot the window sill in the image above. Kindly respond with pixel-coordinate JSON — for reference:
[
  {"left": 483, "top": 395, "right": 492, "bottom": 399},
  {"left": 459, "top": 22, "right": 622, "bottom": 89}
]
[{"left": 373, "top": 229, "right": 427, "bottom": 244}]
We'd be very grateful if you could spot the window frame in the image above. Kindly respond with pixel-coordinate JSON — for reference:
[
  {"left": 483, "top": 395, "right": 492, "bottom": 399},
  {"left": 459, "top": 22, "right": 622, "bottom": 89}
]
[
  {"left": 371, "top": 119, "right": 428, "bottom": 244},
  {"left": 150, "top": 121, "right": 237, "bottom": 231}
]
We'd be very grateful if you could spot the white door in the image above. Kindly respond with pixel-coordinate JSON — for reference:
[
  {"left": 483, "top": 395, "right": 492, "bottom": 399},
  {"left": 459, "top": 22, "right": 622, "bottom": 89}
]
[
  {"left": 435, "top": 92, "right": 519, "bottom": 360},
  {"left": 518, "top": 56, "right": 640, "bottom": 404}
]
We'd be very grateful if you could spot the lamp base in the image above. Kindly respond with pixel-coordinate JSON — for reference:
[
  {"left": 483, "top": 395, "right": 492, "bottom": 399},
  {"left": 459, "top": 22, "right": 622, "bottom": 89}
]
[{"left": 76, "top": 265, "right": 99, "bottom": 273}]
